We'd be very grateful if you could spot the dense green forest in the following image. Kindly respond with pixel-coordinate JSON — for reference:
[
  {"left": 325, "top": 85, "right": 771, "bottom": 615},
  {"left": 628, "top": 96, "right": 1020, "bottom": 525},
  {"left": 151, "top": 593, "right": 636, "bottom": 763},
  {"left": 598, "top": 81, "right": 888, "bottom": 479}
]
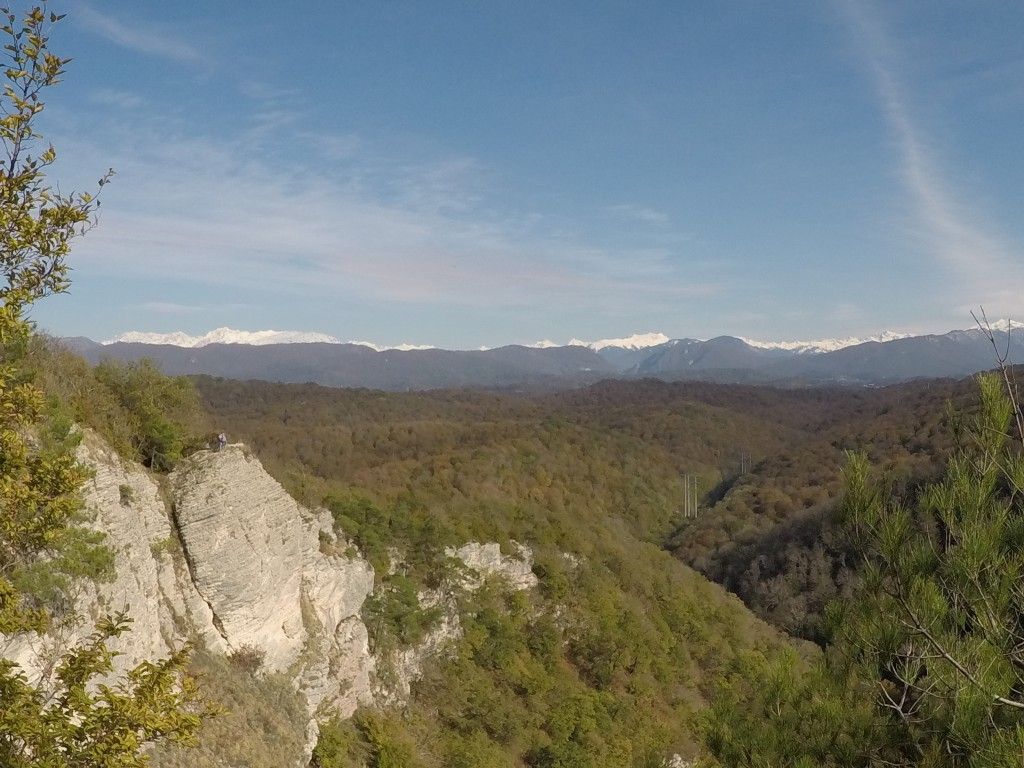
[
  {"left": 670, "top": 376, "right": 973, "bottom": 641},
  {"left": 198, "top": 372, "right": 970, "bottom": 646},
  {"left": 192, "top": 369, "right": 990, "bottom": 764},
  {"left": 196, "top": 376, "right": 806, "bottom": 764}
]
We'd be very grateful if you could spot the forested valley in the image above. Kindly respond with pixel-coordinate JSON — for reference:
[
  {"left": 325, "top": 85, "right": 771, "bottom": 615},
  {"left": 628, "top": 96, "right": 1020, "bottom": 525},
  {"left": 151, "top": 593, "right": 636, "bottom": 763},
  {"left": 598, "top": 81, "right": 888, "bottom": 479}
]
[
  {"left": 197, "top": 373, "right": 972, "bottom": 644},
  {"left": 14, "top": 322, "right": 1023, "bottom": 766},
  {"left": 190, "top": 366, "right": 1013, "bottom": 764}
]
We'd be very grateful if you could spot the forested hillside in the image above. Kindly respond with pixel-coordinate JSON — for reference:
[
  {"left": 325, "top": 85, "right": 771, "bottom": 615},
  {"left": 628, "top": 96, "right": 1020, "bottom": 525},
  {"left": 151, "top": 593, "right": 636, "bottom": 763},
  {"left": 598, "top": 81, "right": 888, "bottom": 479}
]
[
  {"left": 199, "top": 372, "right": 975, "bottom": 651},
  {"left": 196, "top": 376, "right": 805, "bottom": 764},
  {"left": 669, "top": 376, "right": 976, "bottom": 640},
  {"left": 196, "top": 369, "right": 999, "bottom": 763}
]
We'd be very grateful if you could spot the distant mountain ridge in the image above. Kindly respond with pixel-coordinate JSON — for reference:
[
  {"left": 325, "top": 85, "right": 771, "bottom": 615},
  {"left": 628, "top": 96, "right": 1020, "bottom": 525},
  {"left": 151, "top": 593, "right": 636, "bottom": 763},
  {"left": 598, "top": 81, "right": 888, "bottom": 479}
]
[
  {"left": 67, "top": 322, "right": 1024, "bottom": 391},
  {"left": 103, "top": 326, "right": 926, "bottom": 355},
  {"left": 69, "top": 338, "right": 614, "bottom": 391}
]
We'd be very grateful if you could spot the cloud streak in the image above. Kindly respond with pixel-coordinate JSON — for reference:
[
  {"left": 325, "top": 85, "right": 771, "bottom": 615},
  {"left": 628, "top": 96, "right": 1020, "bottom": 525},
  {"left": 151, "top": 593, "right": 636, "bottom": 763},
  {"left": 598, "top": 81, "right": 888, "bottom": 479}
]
[
  {"left": 838, "top": 0, "right": 1023, "bottom": 310},
  {"left": 75, "top": 5, "right": 206, "bottom": 65}
]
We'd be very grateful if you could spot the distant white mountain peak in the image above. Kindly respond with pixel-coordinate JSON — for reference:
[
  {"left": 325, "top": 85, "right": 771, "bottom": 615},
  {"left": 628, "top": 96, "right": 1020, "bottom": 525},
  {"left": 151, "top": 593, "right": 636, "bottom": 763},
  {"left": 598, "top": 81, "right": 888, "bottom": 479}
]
[
  {"left": 348, "top": 340, "right": 437, "bottom": 352},
  {"left": 567, "top": 332, "right": 672, "bottom": 351},
  {"left": 740, "top": 331, "right": 912, "bottom": 354},
  {"left": 105, "top": 327, "right": 342, "bottom": 347},
  {"left": 104, "top": 327, "right": 442, "bottom": 351}
]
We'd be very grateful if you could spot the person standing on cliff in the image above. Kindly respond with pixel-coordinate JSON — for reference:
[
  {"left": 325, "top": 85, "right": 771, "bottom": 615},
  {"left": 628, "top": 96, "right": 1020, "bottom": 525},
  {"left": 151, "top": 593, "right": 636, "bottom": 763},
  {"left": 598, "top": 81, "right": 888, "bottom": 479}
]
[{"left": 217, "top": 433, "right": 227, "bottom": 451}]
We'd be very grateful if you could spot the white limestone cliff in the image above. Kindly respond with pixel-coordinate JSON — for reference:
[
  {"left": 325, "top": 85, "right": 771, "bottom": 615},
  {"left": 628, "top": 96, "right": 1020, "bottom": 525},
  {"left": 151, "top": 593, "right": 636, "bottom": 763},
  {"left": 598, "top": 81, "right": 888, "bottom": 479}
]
[
  {"left": 0, "top": 432, "right": 538, "bottom": 766},
  {"left": 171, "top": 446, "right": 317, "bottom": 672},
  {"left": 0, "top": 431, "right": 184, "bottom": 683},
  {"left": 1, "top": 436, "right": 376, "bottom": 765},
  {"left": 168, "top": 446, "right": 379, "bottom": 720}
]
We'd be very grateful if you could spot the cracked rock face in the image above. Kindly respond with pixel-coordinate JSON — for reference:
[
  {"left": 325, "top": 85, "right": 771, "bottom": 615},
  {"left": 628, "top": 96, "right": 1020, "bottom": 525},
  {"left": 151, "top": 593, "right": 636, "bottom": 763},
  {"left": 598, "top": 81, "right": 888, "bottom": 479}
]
[
  {"left": 2, "top": 432, "right": 539, "bottom": 766},
  {"left": 298, "top": 510, "right": 375, "bottom": 719},
  {"left": 170, "top": 447, "right": 311, "bottom": 672},
  {"left": 2, "top": 434, "right": 377, "bottom": 766},
  {"left": 166, "top": 445, "right": 378, "bottom": 724}
]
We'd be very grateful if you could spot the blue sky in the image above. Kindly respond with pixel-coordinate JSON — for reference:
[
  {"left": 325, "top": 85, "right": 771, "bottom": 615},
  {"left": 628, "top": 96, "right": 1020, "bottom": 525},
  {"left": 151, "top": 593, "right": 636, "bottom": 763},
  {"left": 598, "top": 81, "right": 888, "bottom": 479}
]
[{"left": 28, "top": 1, "right": 1024, "bottom": 347}]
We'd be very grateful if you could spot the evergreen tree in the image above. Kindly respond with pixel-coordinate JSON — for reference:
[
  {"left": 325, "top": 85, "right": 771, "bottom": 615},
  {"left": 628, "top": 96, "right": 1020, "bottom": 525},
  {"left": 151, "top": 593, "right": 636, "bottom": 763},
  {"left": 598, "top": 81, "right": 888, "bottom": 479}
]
[{"left": 703, "top": 372, "right": 1024, "bottom": 766}]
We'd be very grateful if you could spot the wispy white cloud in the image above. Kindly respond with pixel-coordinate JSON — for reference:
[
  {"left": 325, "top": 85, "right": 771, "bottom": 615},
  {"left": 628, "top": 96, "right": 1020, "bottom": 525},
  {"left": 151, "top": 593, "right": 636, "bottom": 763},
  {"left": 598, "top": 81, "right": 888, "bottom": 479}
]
[
  {"left": 89, "top": 88, "right": 145, "bottom": 110},
  {"left": 55, "top": 114, "right": 716, "bottom": 314},
  {"left": 606, "top": 204, "right": 670, "bottom": 226},
  {"left": 838, "top": 0, "right": 1024, "bottom": 311},
  {"left": 75, "top": 5, "right": 206, "bottom": 65},
  {"left": 130, "top": 301, "right": 252, "bottom": 314},
  {"left": 299, "top": 131, "right": 361, "bottom": 161}
]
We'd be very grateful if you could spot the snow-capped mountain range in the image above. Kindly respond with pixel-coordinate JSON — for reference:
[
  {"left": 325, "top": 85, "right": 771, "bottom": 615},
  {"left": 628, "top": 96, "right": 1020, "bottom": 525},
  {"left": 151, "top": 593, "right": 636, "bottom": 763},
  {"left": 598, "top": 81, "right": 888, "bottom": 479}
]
[
  {"left": 739, "top": 331, "right": 913, "bottom": 354},
  {"left": 570, "top": 332, "right": 674, "bottom": 352},
  {"left": 103, "top": 327, "right": 941, "bottom": 354},
  {"left": 78, "top": 320, "right": 1024, "bottom": 391},
  {"left": 105, "top": 327, "right": 437, "bottom": 352}
]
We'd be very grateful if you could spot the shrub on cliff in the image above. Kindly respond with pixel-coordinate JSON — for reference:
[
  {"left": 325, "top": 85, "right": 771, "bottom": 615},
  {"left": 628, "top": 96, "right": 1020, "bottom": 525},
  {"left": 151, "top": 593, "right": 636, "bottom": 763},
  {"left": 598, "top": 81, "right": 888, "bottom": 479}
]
[
  {"left": 26, "top": 337, "right": 207, "bottom": 471},
  {"left": 94, "top": 358, "right": 205, "bottom": 470}
]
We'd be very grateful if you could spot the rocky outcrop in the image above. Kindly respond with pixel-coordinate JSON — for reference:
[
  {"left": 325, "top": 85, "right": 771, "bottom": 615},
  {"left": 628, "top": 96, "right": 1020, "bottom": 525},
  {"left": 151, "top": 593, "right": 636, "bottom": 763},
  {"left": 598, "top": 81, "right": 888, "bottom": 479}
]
[
  {"left": 170, "top": 446, "right": 315, "bottom": 672},
  {"left": 376, "top": 589, "right": 462, "bottom": 705},
  {"left": 376, "top": 540, "right": 538, "bottom": 702},
  {"left": 448, "top": 541, "right": 538, "bottom": 590},
  {"left": 1, "top": 433, "right": 536, "bottom": 765},
  {"left": 1, "top": 431, "right": 185, "bottom": 683},
  {"left": 1, "top": 435, "right": 376, "bottom": 765},
  {"left": 168, "top": 445, "right": 378, "bottom": 721},
  {"left": 298, "top": 510, "right": 375, "bottom": 719}
]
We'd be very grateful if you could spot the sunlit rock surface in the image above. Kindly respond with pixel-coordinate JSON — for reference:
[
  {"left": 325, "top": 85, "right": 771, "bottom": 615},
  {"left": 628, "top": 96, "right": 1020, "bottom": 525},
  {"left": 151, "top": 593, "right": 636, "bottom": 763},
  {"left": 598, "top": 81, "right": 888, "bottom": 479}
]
[{"left": 1, "top": 433, "right": 534, "bottom": 765}]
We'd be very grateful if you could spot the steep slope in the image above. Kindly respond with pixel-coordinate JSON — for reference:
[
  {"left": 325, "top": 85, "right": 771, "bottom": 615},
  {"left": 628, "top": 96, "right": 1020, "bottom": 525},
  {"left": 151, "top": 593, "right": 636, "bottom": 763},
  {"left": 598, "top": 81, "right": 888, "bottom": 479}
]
[
  {"left": 1, "top": 434, "right": 379, "bottom": 764},
  {"left": 2, "top": 430, "right": 193, "bottom": 682},
  {"left": 667, "top": 375, "right": 972, "bottom": 640},
  {"left": 168, "top": 446, "right": 377, "bottom": 710}
]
